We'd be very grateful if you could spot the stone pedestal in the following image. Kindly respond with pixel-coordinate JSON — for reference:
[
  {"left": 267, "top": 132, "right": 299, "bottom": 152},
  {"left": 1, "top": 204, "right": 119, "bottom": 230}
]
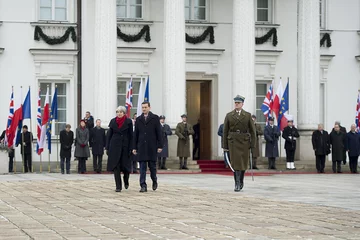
[
  {"left": 94, "top": 0, "right": 117, "bottom": 126},
  {"left": 232, "top": 0, "right": 255, "bottom": 112},
  {"left": 163, "top": 0, "right": 186, "bottom": 128},
  {"left": 297, "top": 0, "right": 320, "bottom": 160}
]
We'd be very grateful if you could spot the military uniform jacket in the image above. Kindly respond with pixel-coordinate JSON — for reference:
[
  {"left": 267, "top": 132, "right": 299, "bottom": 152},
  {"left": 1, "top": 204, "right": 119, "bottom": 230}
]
[
  {"left": 175, "top": 122, "right": 194, "bottom": 157},
  {"left": 222, "top": 109, "right": 256, "bottom": 171},
  {"left": 282, "top": 126, "right": 300, "bottom": 151}
]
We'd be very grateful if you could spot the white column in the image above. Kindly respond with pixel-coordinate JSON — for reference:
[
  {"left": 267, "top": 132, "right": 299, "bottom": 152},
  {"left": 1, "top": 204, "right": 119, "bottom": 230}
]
[
  {"left": 163, "top": 0, "right": 186, "bottom": 128},
  {"left": 232, "top": 0, "right": 255, "bottom": 113},
  {"left": 297, "top": 0, "right": 320, "bottom": 161},
  {"left": 297, "top": 0, "right": 320, "bottom": 130},
  {"left": 94, "top": 0, "right": 117, "bottom": 126}
]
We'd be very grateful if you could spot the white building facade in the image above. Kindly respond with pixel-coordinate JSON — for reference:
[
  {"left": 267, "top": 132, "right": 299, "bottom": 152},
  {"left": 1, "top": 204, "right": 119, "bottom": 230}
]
[{"left": 0, "top": 0, "right": 359, "bottom": 161}]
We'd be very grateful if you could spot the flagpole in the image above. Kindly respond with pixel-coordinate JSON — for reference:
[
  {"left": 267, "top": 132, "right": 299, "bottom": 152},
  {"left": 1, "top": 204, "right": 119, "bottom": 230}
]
[
  {"left": 19, "top": 86, "right": 25, "bottom": 173},
  {"left": 278, "top": 78, "right": 282, "bottom": 167},
  {"left": 47, "top": 84, "right": 51, "bottom": 173},
  {"left": 27, "top": 86, "right": 35, "bottom": 173},
  {"left": 38, "top": 86, "right": 42, "bottom": 173}
]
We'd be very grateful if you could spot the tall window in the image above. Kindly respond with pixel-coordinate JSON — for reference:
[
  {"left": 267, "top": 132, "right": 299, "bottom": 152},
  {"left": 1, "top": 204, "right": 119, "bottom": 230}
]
[
  {"left": 320, "top": 0, "right": 326, "bottom": 29},
  {"left": 255, "top": 0, "right": 272, "bottom": 23},
  {"left": 39, "top": 82, "right": 67, "bottom": 135},
  {"left": 117, "top": 77, "right": 144, "bottom": 117},
  {"left": 185, "top": 0, "right": 206, "bottom": 21},
  {"left": 39, "top": 0, "right": 67, "bottom": 21},
  {"left": 256, "top": 83, "right": 268, "bottom": 129},
  {"left": 117, "top": 0, "right": 142, "bottom": 19}
]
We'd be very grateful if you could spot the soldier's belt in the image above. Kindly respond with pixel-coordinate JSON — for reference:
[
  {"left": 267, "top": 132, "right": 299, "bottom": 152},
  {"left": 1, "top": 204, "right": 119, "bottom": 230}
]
[{"left": 230, "top": 130, "right": 249, "bottom": 134}]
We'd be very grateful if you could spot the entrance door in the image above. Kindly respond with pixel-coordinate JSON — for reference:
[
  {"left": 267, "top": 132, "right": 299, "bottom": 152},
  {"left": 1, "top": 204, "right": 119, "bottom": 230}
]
[{"left": 186, "top": 80, "right": 212, "bottom": 160}]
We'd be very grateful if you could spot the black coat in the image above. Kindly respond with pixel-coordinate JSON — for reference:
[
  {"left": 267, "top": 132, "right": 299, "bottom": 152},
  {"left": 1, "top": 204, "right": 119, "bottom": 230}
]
[
  {"left": 60, "top": 130, "right": 74, "bottom": 158},
  {"left": 84, "top": 116, "right": 94, "bottom": 129},
  {"left": 282, "top": 126, "right": 300, "bottom": 151},
  {"left": 330, "top": 131, "right": 347, "bottom": 161},
  {"left": 19, "top": 131, "right": 33, "bottom": 155},
  {"left": 106, "top": 118, "right": 133, "bottom": 172},
  {"left": 264, "top": 125, "right": 280, "bottom": 158},
  {"left": 158, "top": 123, "right": 172, "bottom": 158},
  {"left": 193, "top": 123, "right": 200, "bottom": 144},
  {"left": 312, "top": 130, "right": 330, "bottom": 156},
  {"left": 133, "top": 112, "right": 163, "bottom": 162},
  {"left": 90, "top": 127, "right": 106, "bottom": 155},
  {"left": 346, "top": 131, "right": 360, "bottom": 157}
]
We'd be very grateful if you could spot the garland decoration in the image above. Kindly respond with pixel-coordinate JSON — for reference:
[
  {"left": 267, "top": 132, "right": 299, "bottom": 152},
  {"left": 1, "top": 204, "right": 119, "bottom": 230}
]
[
  {"left": 34, "top": 26, "right": 77, "bottom": 45},
  {"left": 255, "top": 28, "right": 278, "bottom": 46},
  {"left": 320, "top": 33, "right": 332, "bottom": 47},
  {"left": 117, "top": 25, "right": 151, "bottom": 42},
  {"left": 186, "top": 26, "right": 215, "bottom": 44}
]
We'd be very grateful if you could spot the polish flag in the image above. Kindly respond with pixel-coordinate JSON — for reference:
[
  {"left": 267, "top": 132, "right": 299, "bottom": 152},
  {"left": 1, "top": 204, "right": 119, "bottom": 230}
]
[
  {"left": 37, "top": 87, "right": 50, "bottom": 155},
  {"left": 125, "top": 77, "right": 133, "bottom": 118},
  {"left": 272, "top": 80, "right": 283, "bottom": 120},
  {"left": 8, "top": 88, "right": 23, "bottom": 148}
]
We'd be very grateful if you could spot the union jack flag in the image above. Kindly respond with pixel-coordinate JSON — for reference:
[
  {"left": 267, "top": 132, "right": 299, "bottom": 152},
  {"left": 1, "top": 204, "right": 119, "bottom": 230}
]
[
  {"left": 5, "top": 88, "right": 14, "bottom": 145},
  {"left": 125, "top": 77, "right": 133, "bottom": 118},
  {"left": 261, "top": 81, "right": 274, "bottom": 118},
  {"left": 356, "top": 91, "right": 360, "bottom": 132},
  {"left": 36, "top": 89, "right": 42, "bottom": 154}
]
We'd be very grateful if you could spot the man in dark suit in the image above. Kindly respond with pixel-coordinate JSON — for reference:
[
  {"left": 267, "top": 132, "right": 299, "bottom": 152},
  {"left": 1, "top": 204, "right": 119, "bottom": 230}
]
[
  {"left": 312, "top": 124, "right": 330, "bottom": 173},
  {"left": 330, "top": 123, "right": 347, "bottom": 173},
  {"left": 83, "top": 111, "right": 94, "bottom": 129},
  {"left": 331, "top": 121, "right": 347, "bottom": 165},
  {"left": 60, "top": 124, "right": 74, "bottom": 174},
  {"left": 133, "top": 102, "right": 163, "bottom": 193},
  {"left": 346, "top": 124, "right": 360, "bottom": 173},
  {"left": 90, "top": 119, "right": 106, "bottom": 173},
  {"left": 18, "top": 125, "right": 33, "bottom": 173}
]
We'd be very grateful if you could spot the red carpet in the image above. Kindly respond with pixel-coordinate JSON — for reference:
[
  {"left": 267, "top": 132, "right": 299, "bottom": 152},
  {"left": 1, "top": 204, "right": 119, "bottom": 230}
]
[{"left": 197, "top": 160, "right": 228, "bottom": 173}]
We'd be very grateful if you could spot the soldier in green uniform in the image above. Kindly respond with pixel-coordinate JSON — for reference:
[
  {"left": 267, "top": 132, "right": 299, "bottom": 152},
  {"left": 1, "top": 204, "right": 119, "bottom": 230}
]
[{"left": 223, "top": 95, "right": 256, "bottom": 192}]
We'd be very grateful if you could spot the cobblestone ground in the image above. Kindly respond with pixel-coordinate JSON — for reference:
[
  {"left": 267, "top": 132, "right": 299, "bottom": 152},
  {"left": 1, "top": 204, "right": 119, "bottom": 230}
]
[{"left": 0, "top": 173, "right": 359, "bottom": 240}]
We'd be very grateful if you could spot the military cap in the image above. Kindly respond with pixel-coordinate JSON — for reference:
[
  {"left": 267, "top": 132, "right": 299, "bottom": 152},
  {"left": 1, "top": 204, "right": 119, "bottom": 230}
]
[
  {"left": 23, "top": 125, "right": 28, "bottom": 129},
  {"left": 181, "top": 114, "right": 187, "bottom": 118},
  {"left": 287, "top": 115, "right": 294, "bottom": 122},
  {"left": 234, "top": 95, "right": 245, "bottom": 102},
  {"left": 159, "top": 115, "right": 166, "bottom": 120}
]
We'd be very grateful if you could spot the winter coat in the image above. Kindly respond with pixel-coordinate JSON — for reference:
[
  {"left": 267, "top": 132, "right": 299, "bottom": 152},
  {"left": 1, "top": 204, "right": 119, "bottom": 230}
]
[
  {"left": 74, "top": 127, "right": 90, "bottom": 158},
  {"left": 158, "top": 123, "right": 172, "bottom": 158},
  {"left": 329, "top": 131, "right": 346, "bottom": 161},
  {"left": 60, "top": 130, "right": 74, "bottom": 158},
  {"left": 133, "top": 112, "right": 163, "bottom": 162},
  {"left": 282, "top": 126, "right": 300, "bottom": 151},
  {"left": 346, "top": 131, "right": 360, "bottom": 157},
  {"left": 175, "top": 122, "right": 194, "bottom": 157},
  {"left": 19, "top": 131, "right": 33, "bottom": 155},
  {"left": 106, "top": 117, "right": 133, "bottom": 172},
  {"left": 90, "top": 127, "right": 106, "bottom": 155},
  {"left": 264, "top": 125, "right": 280, "bottom": 158},
  {"left": 312, "top": 130, "right": 330, "bottom": 156},
  {"left": 222, "top": 109, "right": 256, "bottom": 171}
]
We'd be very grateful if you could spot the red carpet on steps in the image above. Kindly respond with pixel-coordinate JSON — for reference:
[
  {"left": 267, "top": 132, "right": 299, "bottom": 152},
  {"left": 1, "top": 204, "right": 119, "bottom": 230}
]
[{"left": 197, "top": 160, "right": 228, "bottom": 173}]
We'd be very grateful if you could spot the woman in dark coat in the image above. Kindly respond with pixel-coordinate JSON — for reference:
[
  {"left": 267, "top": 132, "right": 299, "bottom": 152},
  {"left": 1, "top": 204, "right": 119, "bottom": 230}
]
[
  {"left": 264, "top": 117, "right": 280, "bottom": 170},
  {"left": 74, "top": 120, "right": 90, "bottom": 174},
  {"left": 60, "top": 124, "right": 74, "bottom": 174},
  {"left": 106, "top": 106, "right": 133, "bottom": 192}
]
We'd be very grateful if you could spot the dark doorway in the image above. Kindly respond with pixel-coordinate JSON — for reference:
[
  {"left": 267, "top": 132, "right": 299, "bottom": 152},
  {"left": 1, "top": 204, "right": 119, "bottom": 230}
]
[{"left": 186, "top": 80, "right": 212, "bottom": 160}]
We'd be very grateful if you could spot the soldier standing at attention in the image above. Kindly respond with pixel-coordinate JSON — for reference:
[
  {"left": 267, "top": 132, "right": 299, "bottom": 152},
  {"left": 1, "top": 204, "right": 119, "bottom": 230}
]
[
  {"left": 175, "top": 114, "right": 194, "bottom": 170},
  {"left": 222, "top": 95, "right": 256, "bottom": 192}
]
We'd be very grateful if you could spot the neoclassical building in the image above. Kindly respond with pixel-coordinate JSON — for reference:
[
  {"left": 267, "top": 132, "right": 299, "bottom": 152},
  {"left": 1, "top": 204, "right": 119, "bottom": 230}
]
[{"left": 0, "top": 0, "right": 359, "bottom": 161}]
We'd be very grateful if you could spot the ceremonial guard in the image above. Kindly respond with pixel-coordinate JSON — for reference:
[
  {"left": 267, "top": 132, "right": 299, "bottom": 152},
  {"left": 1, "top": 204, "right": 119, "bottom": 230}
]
[
  {"left": 222, "top": 95, "right": 256, "bottom": 192},
  {"left": 250, "top": 115, "right": 263, "bottom": 169},
  {"left": 157, "top": 115, "right": 172, "bottom": 170},
  {"left": 175, "top": 114, "right": 194, "bottom": 170},
  {"left": 282, "top": 116, "right": 300, "bottom": 170},
  {"left": 312, "top": 124, "right": 331, "bottom": 173},
  {"left": 264, "top": 117, "right": 280, "bottom": 170}
]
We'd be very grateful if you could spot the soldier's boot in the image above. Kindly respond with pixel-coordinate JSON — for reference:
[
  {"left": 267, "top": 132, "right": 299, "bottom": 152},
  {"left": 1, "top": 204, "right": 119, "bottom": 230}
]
[
  {"left": 179, "top": 158, "right": 183, "bottom": 170},
  {"left": 234, "top": 171, "right": 241, "bottom": 192},
  {"left": 272, "top": 159, "right": 277, "bottom": 170},
  {"left": 183, "top": 158, "right": 189, "bottom": 170},
  {"left": 240, "top": 170, "right": 245, "bottom": 190},
  {"left": 286, "top": 162, "right": 290, "bottom": 170},
  {"left": 114, "top": 170, "right": 122, "bottom": 192},
  {"left": 268, "top": 158, "right": 271, "bottom": 169}
]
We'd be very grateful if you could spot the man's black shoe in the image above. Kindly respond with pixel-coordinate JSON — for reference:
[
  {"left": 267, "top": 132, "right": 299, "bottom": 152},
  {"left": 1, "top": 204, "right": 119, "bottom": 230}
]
[
  {"left": 115, "top": 189, "right": 121, "bottom": 192},
  {"left": 182, "top": 166, "right": 189, "bottom": 170},
  {"left": 152, "top": 181, "right": 158, "bottom": 191},
  {"left": 139, "top": 187, "right": 147, "bottom": 192}
]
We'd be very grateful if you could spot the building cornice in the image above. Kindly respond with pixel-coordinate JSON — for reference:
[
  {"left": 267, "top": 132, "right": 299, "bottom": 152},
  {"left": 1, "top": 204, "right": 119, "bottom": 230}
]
[
  {"left": 29, "top": 49, "right": 78, "bottom": 55},
  {"left": 186, "top": 48, "right": 225, "bottom": 56},
  {"left": 117, "top": 20, "right": 153, "bottom": 26},
  {"left": 117, "top": 47, "right": 155, "bottom": 54},
  {"left": 30, "top": 22, "right": 77, "bottom": 27},
  {"left": 185, "top": 22, "right": 217, "bottom": 27}
]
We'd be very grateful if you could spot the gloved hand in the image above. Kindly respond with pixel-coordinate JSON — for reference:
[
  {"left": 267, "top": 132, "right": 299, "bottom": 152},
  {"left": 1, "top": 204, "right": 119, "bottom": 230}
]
[{"left": 81, "top": 144, "right": 86, "bottom": 148}]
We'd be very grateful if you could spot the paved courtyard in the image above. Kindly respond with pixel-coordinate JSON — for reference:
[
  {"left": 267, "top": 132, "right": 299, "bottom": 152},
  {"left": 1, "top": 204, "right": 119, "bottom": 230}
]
[{"left": 0, "top": 173, "right": 359, "bottom": 240}]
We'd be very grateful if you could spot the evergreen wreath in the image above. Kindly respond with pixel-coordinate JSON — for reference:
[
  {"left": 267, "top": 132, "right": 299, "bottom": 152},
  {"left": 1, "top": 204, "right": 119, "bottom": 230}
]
[
  {"left": 186, "top": 26, "right": 215, "bottom": 44},
  {"left": 320, "top": 33, "right": 332, "bottom": 47},
  {"left": 117, "top": 25, "right": 151, "bottom": 42},
  {"left": 34, "top": 26, "right": 77, "bottom": 45},
  {"left": 255, "top": 28, "right": 278, "bottom": 46}
]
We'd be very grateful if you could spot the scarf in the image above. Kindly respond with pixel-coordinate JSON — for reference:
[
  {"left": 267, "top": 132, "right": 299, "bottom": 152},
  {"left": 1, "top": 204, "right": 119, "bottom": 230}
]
[{"left": 116, "top": 116, "right": 126, "bottom": 128}]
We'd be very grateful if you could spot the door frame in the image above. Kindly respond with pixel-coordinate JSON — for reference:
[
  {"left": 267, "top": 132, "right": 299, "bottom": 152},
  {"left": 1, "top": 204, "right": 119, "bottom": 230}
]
[{"left": 186, "top": 72, "right": 218, "bottom": 159}]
